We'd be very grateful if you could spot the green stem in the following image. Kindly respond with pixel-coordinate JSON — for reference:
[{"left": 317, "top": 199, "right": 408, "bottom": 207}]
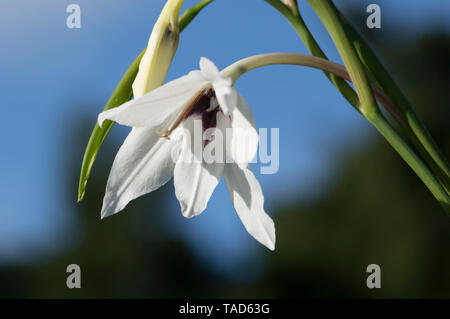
[
  {"left": 370, "top": 113, "right": 450, "bottom": 215},
  {"left": 221, "top": 53, "right": 349, "bottom": 84},
  {"left": 222, "top": 52, "right": 450, "bottom": 213},
  {"left": 335, "top": 8, "right": 450, "bottom": 192},
  {"left": 271, "top": 0, "right": 450, "bottom": 193},
  {"left": 223, "top": 53, "right": 401, "bottom": 124},
  {"left": 265, "top": 0, "right": 360, "bottom": 110},
  {"left": 307, "top": 0, "right": 378, "bottom": 119},
  {"left": 306, "top": 0, "right": 449, "bottom": 212}
]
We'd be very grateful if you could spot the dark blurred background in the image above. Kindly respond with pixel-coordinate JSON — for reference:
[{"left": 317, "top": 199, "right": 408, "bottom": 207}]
[{"left": 0, "top": 0, "right": 449, "bottom": 298}]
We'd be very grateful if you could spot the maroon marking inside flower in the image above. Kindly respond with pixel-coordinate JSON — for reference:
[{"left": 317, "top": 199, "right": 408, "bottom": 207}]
[{"left": 187, "top": 88, "right": 221, "bottom": 147}]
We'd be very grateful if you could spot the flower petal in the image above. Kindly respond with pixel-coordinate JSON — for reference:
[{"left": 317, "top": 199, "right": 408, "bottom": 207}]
[
  {"left": 228, "top": 94, "right": 258, "bottom": 168},
  {"left": 101, "top": 127, "right": 178, "bottom": 218},
  {"left": 199, "top": 57, "right": 220, "bottom": 82},
  {"left": 98, "top": 70, "right": 208, "bottom": 128},
  {"left": 174, "top": 116, "right": 224, "bottom": 218},
  {"left": 214, "top": 82, "right": 237, "bottom": 115},
  {"left": 224, "top": 163, "right": 275, "bottom": 250}
]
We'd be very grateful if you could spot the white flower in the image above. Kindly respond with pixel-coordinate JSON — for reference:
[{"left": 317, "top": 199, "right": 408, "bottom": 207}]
[{"left": 98, "top": 57, "right": 275, "bottom": 250}]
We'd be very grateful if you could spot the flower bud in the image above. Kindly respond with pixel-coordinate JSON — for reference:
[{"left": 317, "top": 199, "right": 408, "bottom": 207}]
[{"left": 132, "top": 0, "right": 184, "bottom": 98}]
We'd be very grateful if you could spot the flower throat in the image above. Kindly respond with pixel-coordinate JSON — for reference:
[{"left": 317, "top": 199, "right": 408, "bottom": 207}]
[{"left": 158, "top": 88, "right": 221, "bottom": 139}]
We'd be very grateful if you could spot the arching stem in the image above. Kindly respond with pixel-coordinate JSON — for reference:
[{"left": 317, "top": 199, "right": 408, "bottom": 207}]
[
  {"left": 221, "top": 53, "right": 402, "bottom": 123},
  {"left": 221, "top": 52, "right": 450, "bottom": 214}
]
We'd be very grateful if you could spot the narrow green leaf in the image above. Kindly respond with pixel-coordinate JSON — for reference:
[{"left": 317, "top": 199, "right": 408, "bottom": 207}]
[{"left": 78, "top": 50, "right": 143, "bottom": 201}]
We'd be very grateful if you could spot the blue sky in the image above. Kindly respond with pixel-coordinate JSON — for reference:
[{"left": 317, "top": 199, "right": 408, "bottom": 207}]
[{"left": 0, "top": 0, "right": 448, "bottom": 272}]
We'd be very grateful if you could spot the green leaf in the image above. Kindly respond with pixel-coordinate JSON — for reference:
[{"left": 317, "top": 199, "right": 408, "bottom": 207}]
[{"left": 78, "top": 0, "right": 214, "bottom": 201}]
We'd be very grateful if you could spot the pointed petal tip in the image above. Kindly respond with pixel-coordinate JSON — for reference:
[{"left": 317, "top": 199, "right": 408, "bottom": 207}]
[
  {"left": 264, "top": 222, "right": 276, "bottom": 251},
  {"left": 179, "top": 202, "right": 201, "bottom": 219},
  {"left": 199, "top": 56, "right": 211, "bottom": 66},
  {"left": 199, "top": 56, "right": 220, "bottom": 81},
  {"left": 97, "top": 109, "right": 115, "bottom": 128},
  {"left": 101, "top": 202, "right": 127, "bottom": 220},
  {"left": 100, "top": 206, "right": 115, "bottom": 220},
  {"left": 100, "top": 211, "right": 109, "bottom": 220},
  {"left": 181, "top": 212, "right": 196, "bottom": 219},
  {"left": 97, "top": 113, "right": 105, "bottom": 128}
]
